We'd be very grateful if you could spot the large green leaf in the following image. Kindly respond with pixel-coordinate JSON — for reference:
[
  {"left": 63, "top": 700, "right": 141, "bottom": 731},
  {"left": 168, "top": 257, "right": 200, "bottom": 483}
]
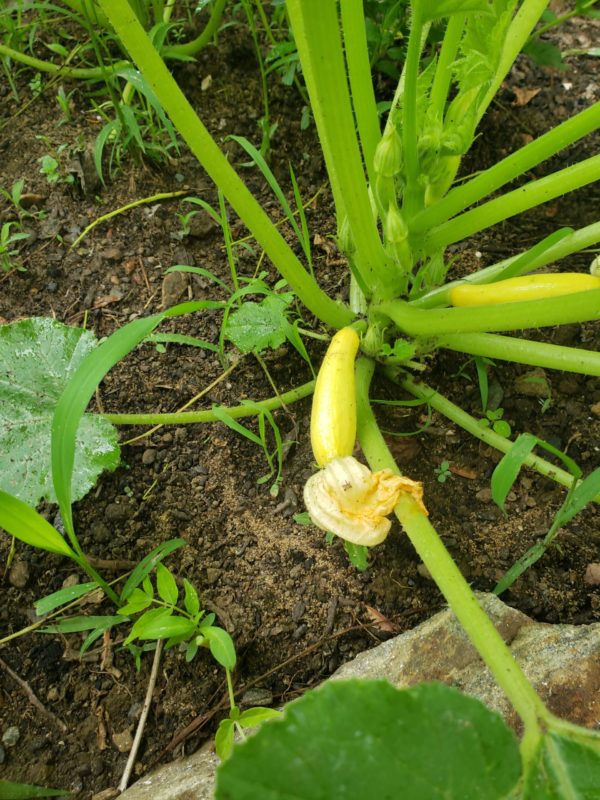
[
  {"left": 0, "top": 318, "right": 119, "bottom": 506},
  {"left": 216, "top": 680, "right": 521, "bottom": 799},
  {"left": 523, "top": 731, "right": 600, "bottom": 799}
]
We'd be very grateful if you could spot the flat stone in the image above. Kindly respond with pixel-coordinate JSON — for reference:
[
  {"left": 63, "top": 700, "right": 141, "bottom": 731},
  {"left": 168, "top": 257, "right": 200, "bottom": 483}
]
[
  {"left": 119, "top": 593, "right": 600, "bottom": 800},
  {"left": 331, "top": 593, "right": 600, "bottom": 731},
  {"left": 119, "top": 741, "right": 220, "bottom": 800}
]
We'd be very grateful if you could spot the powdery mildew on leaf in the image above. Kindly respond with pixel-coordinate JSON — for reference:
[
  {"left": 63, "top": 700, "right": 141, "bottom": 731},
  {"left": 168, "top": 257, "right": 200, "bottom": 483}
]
[{"left": 0, "top": 317, "right": 120, "bottom": 506}]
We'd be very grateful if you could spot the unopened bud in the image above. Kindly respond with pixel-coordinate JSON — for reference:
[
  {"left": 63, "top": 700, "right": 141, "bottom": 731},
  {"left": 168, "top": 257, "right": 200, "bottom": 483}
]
[
  {"left": 373, "top": 126, "right": 403, "bottom": 178},
  {"left": 385, "top": 204, "right": 409, "bottom": 244}
]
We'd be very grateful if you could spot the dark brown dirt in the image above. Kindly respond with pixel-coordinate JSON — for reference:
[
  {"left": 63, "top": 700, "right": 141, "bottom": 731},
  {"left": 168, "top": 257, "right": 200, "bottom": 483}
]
[{"left": 1, "top": 10, "right": 599, "bottom": 798}]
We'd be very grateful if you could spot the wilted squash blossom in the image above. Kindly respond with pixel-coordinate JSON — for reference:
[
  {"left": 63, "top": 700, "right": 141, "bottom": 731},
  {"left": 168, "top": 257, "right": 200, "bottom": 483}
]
[{"left": 304, "top": 456, "right": 427, "bottom": 547}]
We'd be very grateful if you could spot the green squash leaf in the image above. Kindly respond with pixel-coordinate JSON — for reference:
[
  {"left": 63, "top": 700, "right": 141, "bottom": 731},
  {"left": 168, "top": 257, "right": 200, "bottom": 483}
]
[
  {"left": 523, "top": 730, "right": 600, "bottom": 798},
  {"left": 0, "top": 318, "right": 120, "bottom": 506},
  {"left": 216, "top": 681, "right": 521, "bottom": 799},
  {"left": 224, "top": 295, "right": 293, "bottom": 354}
]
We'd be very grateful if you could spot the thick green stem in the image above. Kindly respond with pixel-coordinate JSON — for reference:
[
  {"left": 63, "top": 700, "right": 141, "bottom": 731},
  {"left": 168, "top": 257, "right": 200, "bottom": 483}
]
[
  {"left": 355, "top": 358, "right": 547, "bottom": 754},
  {"left": 412, "top": 101, "right": 600, "bottom": 234},
  {"left": 401, "top": 4, "right": 424, "bottom": 219},
  {"left": 377, "top": 289, "right": 600, "bottom": 335},
  {"left": 412, "top": 220, "right": 600, "bottom": 309},
  {"left": 286, "top": 0, "right": 394, "bottom": 299},
  {"left": 102, "top": 379, "right": 315, "bottom": 426},
  {"left": 423, "top": 154, "right": 600, "bottom": 252},
  {"left": 429, "top": 332, "right": 600, "bottom": 376},
  {"left": 98, "top": 0, "right": 352, "bottom": 329},
  {"left": 429, "top": 14, "right": 465, "bottom": 120},
  {"left": 340, "top": 0, "right": 380, "bottom": 187},
  {"left": 399, "top": 374, "right": 600, "bottom": 502}
]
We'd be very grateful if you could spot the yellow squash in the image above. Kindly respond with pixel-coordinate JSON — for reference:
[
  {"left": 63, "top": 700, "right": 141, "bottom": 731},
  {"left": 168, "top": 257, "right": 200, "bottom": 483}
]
[
  {"left": 310, "top": 327, "right": 360, "bottom": 467},
  {"left": 449, "top": 273, "right": 600, "bottom": 307}
]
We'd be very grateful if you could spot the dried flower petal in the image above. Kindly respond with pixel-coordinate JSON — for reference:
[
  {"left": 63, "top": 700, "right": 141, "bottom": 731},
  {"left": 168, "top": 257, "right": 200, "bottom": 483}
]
[{"left": 303, "top": 456, "right": 426, "bottom": 547}]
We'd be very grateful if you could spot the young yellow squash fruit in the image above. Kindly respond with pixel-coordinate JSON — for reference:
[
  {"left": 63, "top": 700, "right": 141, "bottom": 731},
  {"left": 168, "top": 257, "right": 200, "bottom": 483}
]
[
  {"left": 449, "top": 273, "right": 600, "bottom": 307},
  {"left": 310, "top": 327, "right": 360, "bottom": 467}
]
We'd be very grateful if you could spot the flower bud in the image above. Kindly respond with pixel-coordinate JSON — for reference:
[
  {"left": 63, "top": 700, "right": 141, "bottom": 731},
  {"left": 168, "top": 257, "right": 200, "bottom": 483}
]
[
  {"left": 373, "top": 126, "right": 403, "bottom": 178},
  {"left": 385, "top": 203, "right": 409, "bottom": 244}
]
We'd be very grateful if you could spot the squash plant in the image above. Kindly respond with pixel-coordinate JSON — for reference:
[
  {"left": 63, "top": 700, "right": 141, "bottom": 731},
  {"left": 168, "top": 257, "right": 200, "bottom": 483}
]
[{"left": 1, "top": 0, "right": 600, "bottom": 795}]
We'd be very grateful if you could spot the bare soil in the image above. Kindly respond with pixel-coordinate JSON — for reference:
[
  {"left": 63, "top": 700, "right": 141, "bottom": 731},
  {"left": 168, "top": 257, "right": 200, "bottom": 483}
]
[{"left": 0, "top": 11, "right": 599, "bottom": 798}]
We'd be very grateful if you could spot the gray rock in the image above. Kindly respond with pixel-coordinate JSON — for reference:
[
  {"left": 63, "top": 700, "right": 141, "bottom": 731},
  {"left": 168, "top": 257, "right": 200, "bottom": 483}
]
[
  {"left": 119, "top": 593, "right": 600, "bottom": 800},
  {"left": 2, "top": 726, "right": 20, "bottom": 747},
  {"left": 119, "top": 741, "right": 220, "bottom": 800},
  {"left": 331, "top": 593, "right": 600, "bottom": 730}
]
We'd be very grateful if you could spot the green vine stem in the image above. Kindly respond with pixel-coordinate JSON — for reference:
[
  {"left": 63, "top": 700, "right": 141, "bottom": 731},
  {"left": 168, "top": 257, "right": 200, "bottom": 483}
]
[
  {"left": 0, "top": 0, "right": 226, "bottom": 80},
  {"left": 161, "top": 0, "right": 227, "bottom": 59},
  {"left": 411, "top": 101, "right": 600, "bottom": 235},
  {"left": 340, "top": 0, "right": 380, "bottom": 187},
  {"left": 0, "top": 42, "right": 130, "bottom": 81},
  {"left": 411, "top": 219, "right": 600, "bottom": 309},
  {"left": 428, "top": 332, "right": 600, "bottom": 376},
  {"left": 398, "top": 373, "right": 600, "bottom": 503},
  {"left": 102, "top": 379, "right": 315, "bottom": 426},
  {"left": 376, "top": 288, "right": 600, "bottom": 335},
  {"left": 400, "top": 2, "right": 424, "bottom": 219},
  {"left": 98, "top": 1, "right": 352, "bottom": 329},
  {"left": 286, "top": 0, "right": 394, "bottom": 299},
  {"left": 422, "top": 154, "right": 600, "bottom": 253},
  {"left": 355, "top": 357, "right": 548, "bottom": 762}
]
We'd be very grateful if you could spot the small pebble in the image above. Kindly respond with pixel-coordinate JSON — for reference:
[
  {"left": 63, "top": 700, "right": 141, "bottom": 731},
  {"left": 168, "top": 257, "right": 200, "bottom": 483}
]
[
  {"left": 584, "top": 563, "right": 600, "bottom": 585},
  {"left": 161, "top": 270, "right": 187, "bottom": 307},
  {"left": 2, "top": 726, "right": 20, "bottom": 747},
  {"left": 240, "top": 687, "right": 273, "bottom": 707},
  {"left": 205, "top": 568, "right": 222, "bottom": 586},
  {"left": 8, "top": 560, "right": 29, "bottom": 589},
  {"left": 100, "top": 245, "right": 122, "bottom": 262},
  {"left": 111, "top": 729, "right": 133, "bottom": 753},
  {"left": 104, "top": 502, "right": 133, "bottom": 523},
  {"left": 291, "top": 601, "right": 305, "bottom": 623},
  {"left": 127, "top": 702, "right": 143, "bottom": 722},
  {"left": 513, "top": 368, "right": 550, "bottom": 398},
  {"left": 62, "top": 573, "right": 80, "bottom": 589},
  {"left": 47, "top": 686, "right": 59, "bottom": 702},
  {"left": 142, "top": 448, "right": 157, "bottom": 466},
  {"left": 475, "top": 487, "right": 492, "bottom": 503}
]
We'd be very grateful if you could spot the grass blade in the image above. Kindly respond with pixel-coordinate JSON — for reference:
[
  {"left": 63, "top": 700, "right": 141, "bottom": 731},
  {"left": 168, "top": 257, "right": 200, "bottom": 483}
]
[
  {"left": 0, "top": 491, "right": 75, "bottom": 558},
  {"left": 51, "top": 314, "right": 164, "bottom": 546}
]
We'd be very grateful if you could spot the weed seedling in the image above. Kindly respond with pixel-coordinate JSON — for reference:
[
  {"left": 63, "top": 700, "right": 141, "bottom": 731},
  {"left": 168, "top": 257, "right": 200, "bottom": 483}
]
[
  {"left": 0, "top": 221, "right": 30, "bottom": 271},
  {"left": 434, "top": 460, "right": 452, "bottom": 483}
]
